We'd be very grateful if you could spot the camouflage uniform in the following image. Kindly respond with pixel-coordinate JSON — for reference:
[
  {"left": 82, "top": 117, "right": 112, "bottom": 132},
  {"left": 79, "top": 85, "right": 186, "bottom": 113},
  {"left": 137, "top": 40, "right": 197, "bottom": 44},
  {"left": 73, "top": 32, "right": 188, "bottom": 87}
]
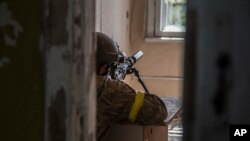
[{"left": 96, "top": 76, "right": 167, "bottom": 140}]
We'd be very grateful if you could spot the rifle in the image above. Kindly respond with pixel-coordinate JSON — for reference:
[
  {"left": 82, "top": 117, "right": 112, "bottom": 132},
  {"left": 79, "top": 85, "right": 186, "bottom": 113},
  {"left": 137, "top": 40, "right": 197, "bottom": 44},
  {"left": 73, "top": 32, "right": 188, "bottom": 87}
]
[{"left": 109, "top": 51, "right": 150, "bottom": 93}]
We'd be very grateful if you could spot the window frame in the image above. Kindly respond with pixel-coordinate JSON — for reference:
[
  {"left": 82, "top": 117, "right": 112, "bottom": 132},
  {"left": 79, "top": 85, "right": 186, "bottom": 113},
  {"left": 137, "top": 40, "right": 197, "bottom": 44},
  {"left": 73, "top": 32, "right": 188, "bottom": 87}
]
[{"left": 145, "top": 0, "right": 185, "bottom": 39}]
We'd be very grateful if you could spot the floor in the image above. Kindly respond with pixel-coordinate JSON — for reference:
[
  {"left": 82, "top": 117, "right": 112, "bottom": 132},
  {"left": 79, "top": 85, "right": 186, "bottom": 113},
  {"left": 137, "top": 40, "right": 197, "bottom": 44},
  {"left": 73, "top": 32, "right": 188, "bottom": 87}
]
[
  {"left": 168, "top": 124, "right": 183, "bottom": 141},
  {"left": 168, "top": 108, "right": 183, "bottom": 141}
]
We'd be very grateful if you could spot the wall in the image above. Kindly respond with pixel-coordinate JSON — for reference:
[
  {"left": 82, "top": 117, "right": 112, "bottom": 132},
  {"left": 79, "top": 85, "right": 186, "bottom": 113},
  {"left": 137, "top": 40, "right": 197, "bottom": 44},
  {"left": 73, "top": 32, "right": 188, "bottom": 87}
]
[
  {"left": 0, "top": 1, "right": 43, "bottom": 141},
  {"left": 129, "top": 0, "right": 184, "bottom": 97},
  {"left": 95, "top": 0, "right": 131, "bottom": 54},
  {"left": 44, "top": 0, "right": 96, "bottom": 141},
  {"left": 0, "top": 0, "right": 96, "bottom": 141},
  {"left": 183, "top": 0, "right": 250, "bottom": 141}
]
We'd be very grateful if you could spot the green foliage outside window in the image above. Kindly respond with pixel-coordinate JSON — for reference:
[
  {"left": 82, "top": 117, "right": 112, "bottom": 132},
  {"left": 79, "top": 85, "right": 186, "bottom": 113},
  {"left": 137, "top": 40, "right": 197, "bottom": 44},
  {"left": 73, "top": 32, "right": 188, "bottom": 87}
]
[{"left": 162, "top": 0, "right": 186, "bottom": 32}]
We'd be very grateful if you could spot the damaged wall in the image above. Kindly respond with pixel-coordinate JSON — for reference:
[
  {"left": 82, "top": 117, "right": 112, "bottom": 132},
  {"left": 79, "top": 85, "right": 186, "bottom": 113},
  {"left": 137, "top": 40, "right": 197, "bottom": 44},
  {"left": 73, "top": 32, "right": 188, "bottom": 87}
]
[
  {"left": 0, "top": 1, "right": 43, "bottom": 141},
  {"left": 0, "top": 0, "right": 96, "bottom": 141},
  {"left": 44, "top": 0, "right": 96, "bottom": 141}
]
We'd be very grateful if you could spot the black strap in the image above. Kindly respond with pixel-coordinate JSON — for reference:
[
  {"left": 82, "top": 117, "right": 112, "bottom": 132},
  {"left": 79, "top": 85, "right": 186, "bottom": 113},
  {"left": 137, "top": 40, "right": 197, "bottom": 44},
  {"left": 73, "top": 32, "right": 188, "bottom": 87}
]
[{"left": 130, "top": 68, "right": 150, "bottom": 94}]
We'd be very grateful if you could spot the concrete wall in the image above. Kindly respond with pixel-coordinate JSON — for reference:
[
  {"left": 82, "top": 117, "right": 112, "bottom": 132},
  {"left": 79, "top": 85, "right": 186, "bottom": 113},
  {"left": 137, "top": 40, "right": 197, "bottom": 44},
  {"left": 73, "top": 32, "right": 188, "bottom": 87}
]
[
  {"left": 129, "top": 0, "right": 184, "bottom": 97},
  {"left": 44, "top": 0, "right": 96, "bottom": 141}
]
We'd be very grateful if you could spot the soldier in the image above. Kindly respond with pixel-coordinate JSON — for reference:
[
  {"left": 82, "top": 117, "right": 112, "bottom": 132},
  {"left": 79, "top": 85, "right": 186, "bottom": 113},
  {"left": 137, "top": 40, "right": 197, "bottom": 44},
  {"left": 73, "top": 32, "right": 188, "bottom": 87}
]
[{"left": 96, "top": 32, "right": 167, "bottom": 141}]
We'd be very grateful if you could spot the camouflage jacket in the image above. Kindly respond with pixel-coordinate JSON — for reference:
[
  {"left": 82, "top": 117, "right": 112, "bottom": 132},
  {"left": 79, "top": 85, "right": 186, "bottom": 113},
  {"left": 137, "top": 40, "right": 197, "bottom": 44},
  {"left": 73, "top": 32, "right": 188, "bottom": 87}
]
[{"left": 96, "top": 76, "right": 167, "bottom": 126}]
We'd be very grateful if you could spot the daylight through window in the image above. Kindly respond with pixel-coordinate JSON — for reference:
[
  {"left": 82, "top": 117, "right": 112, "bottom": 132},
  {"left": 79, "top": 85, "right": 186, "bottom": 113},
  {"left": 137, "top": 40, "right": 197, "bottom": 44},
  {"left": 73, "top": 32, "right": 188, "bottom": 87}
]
[{"left": 146, "top": 0, "right": 187, "bottom": 38}]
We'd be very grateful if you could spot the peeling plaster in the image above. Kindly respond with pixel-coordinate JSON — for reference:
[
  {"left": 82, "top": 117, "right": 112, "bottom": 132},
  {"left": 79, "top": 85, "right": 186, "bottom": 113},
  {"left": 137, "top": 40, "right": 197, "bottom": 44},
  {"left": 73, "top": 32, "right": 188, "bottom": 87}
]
[
  {"left": 45, "top": 46, "right": 72, "bottom": 141},
  {"left": 46, "top": 46, "right": 71, "bottom": 104},
  {"left": 48, "top": 87, "right": 66, "bottom": 141},
  {"left": 0, "top": 56, "right": 10, "bottom": 68},
  {"left": 0, "top": 2, "right": 23, "bottom": 47}
]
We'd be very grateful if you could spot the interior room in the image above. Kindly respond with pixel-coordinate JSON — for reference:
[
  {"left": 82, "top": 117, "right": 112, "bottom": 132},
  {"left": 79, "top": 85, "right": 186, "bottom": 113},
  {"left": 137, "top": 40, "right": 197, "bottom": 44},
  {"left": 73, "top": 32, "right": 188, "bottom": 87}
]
[
  {"left": 1, "top": 0, "right": 250, "bottom": 141},
  {"left": 95, "top": 0, "right": 184, "bottom": 140}
]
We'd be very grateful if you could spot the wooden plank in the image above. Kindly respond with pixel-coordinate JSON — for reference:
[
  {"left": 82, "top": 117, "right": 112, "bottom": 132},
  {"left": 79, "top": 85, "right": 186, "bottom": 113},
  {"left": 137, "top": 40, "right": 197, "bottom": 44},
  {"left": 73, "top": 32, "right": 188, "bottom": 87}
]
[
  {"left": 143, "top": 125, "right": 168, "bottom": 141},
  {"left": 105, "top": 125, "right": 143, "bottom": 141}
]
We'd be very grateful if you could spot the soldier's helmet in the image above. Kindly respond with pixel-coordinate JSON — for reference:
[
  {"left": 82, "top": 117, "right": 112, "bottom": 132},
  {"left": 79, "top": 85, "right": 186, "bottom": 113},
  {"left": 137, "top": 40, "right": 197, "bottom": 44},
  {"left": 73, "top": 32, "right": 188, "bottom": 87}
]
[{"left": 96, "top": 32, "right": 120, "bottom": 68}]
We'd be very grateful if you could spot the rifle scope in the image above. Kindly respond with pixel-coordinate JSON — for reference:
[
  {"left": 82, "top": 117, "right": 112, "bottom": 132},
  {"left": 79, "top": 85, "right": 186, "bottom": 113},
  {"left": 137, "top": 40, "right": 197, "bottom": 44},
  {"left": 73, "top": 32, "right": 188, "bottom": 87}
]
[{"left": 126, "top": 51, "right": 143, "bottom": 67}]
